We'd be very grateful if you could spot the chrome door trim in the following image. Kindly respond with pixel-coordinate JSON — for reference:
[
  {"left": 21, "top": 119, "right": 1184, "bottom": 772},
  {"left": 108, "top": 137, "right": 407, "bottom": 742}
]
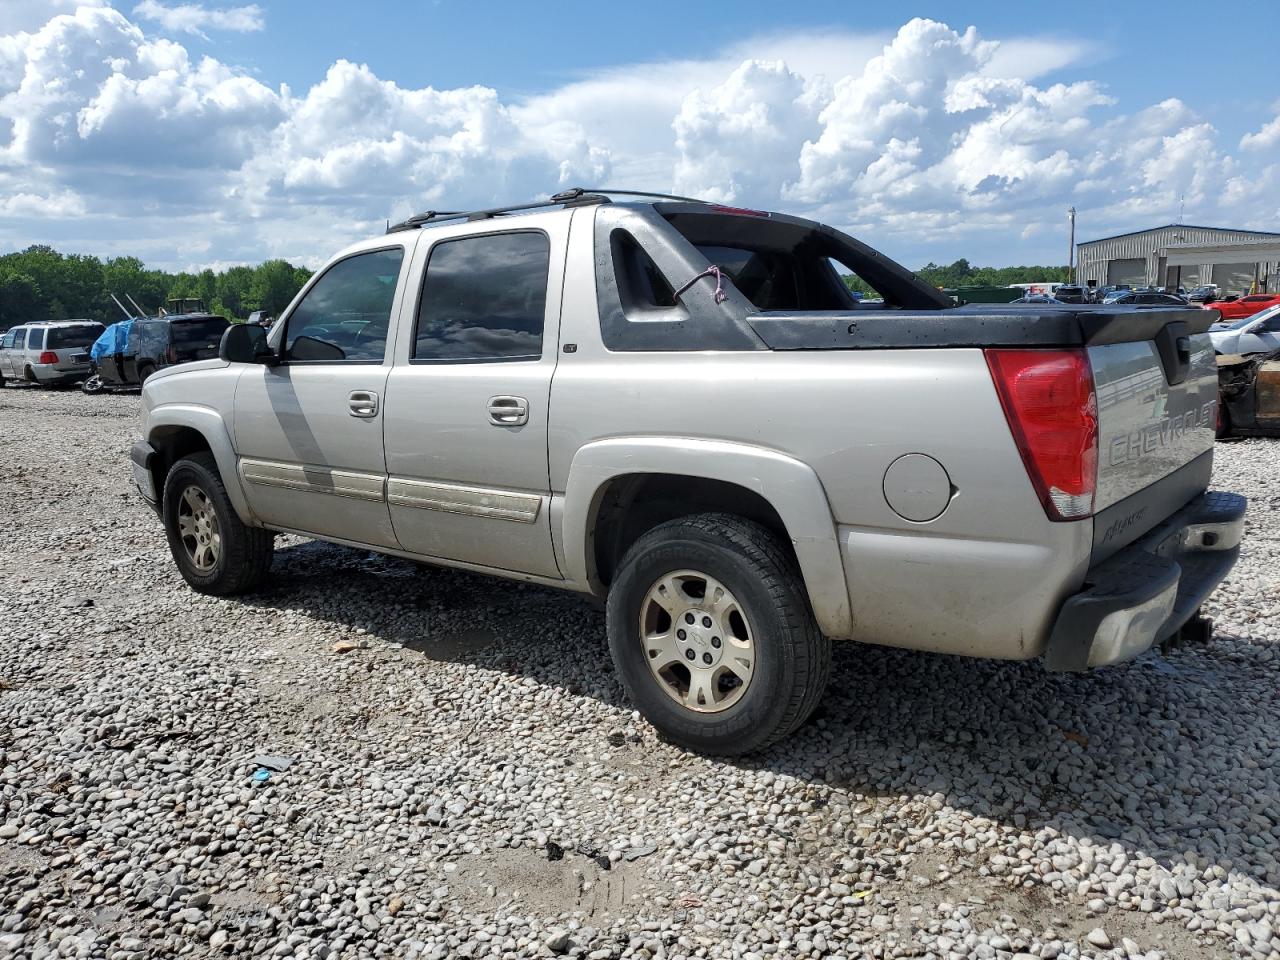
[
  {"left": 240, "top": 458, "right": 385, "bottom": 502},
  {"left": 386, "top": 477, "right": 541, "bottom": 523}
]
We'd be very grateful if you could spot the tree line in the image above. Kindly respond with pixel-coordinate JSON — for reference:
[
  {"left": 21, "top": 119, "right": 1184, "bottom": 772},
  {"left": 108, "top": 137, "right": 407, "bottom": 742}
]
[
  {"left": 0, "top": 244, "right": 1072, "bottom": 331},
  {"left": 845, "top": 258, "right": 1071, "bottom": 294},
  {"left": 0, "top": 245, "right": 313, "bottom": 330}
]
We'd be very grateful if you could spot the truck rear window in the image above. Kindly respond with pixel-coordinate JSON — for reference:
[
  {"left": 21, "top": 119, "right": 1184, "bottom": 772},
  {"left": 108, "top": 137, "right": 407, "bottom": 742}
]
[
  {"left": 47, "top": 325, "right": 105, "bottom": 349},
  {"left": 170, "top": 317, "right": 230, "bottom": 347},
  {"left": 661, "top": 210, "right": 948, "bottom": 311}
]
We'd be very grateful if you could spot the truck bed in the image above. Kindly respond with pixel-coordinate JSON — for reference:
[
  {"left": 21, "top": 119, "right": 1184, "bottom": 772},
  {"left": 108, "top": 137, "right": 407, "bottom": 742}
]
[{"left": 748, "top": 304, "right": 1216, "bottom": 350}]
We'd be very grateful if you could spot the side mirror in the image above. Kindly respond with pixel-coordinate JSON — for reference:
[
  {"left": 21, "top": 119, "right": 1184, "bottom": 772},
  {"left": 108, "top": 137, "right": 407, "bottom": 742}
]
[{"left": 219, "top": 323, "right": 276, "bottom": 365}]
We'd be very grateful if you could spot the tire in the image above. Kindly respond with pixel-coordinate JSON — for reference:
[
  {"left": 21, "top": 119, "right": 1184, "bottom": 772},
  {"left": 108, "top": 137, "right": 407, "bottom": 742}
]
[
  {"left": 81, "top": 374, "right": 103, "bottom": 395},
  {"left": 605, "top": 513, "right": 831, "bottom": 756},
  {"left": 23, "top": 365, "right": 36, "bottom": 384},
  {"left": 162, "top": 451, "right": 274, "bottom": 595},
  {"left": 138, "top": 363, "right": 155, "bottom": 385}
]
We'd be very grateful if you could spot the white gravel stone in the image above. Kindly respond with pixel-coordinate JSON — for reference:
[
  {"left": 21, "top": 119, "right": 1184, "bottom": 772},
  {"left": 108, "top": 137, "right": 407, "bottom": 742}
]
[{"left": 1, "top": 389, "right": 1278, "bottom": 960}]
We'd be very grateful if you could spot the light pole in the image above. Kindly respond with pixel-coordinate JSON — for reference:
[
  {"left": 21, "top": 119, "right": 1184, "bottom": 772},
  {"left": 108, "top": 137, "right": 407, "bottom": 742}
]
[{"left": 1067, "top": 206, "right": 1076, "bottom": 284}]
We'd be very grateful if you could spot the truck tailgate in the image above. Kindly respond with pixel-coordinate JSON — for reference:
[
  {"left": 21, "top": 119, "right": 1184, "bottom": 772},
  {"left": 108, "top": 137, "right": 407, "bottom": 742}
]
[{"left": 1089, "top": 328, "right": 1217, "bottom": 559}]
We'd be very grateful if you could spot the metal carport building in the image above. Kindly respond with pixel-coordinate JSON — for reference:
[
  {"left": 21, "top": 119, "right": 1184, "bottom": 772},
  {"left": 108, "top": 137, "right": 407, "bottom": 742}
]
[{"left": 1076, "top": 224, "right": 1280, "bottom": 294}]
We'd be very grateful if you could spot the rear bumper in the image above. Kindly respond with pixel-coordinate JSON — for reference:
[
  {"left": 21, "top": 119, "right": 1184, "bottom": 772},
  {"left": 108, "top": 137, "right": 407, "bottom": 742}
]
[
  {"left": 131, "top": 440, "right": 160, "bottom": 513},
  {"left": 30, "top": 363, "right": 89, "bottom": 384},
  {"left": 1044, "top": 490, "right": 1246, "bottom": 671}
]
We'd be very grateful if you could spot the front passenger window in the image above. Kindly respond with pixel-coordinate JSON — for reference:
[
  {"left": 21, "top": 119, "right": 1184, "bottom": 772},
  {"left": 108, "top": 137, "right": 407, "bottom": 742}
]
[{"left": 284, "top": 248, "right": 404, "bottom": 363}]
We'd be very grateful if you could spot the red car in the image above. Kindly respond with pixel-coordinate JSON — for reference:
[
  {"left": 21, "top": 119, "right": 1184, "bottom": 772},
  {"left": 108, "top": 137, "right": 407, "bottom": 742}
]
[{"left": 1205, "top": 293, "right": 1280, "bottom": 320}]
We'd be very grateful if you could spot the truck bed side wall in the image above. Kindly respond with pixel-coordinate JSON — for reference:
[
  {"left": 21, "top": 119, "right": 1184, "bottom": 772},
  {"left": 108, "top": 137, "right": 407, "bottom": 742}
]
[{"left": 551, "top": 210, "right": 1092, "bottom": 658}]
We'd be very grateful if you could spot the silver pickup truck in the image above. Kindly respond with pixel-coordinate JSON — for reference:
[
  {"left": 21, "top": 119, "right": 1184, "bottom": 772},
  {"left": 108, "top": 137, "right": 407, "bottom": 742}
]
[{"left": 130, "top": 189, "right": 1246, "bottom": 755}]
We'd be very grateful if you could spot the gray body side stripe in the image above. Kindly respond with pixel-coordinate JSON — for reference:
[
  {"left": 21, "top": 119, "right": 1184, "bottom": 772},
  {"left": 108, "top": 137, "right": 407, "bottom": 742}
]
[
  {"left": 386, "top": 478, "right": 541, "bottom": 523},
  {"left": 240, "top": 458, "right": 385, "bottom": 502}
]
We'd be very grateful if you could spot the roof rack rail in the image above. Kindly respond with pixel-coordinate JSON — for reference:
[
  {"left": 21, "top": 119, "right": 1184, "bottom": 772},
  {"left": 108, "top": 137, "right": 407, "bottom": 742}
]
[{"left": 386, "top": 187, "right": 711, "bottom": 234}]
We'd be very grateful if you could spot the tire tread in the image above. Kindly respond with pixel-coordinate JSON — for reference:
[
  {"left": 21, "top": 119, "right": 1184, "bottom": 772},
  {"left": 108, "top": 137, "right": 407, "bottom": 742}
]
[
  {"left": 608, "top": 512, "right": 831, "bottom": 755},
  {"left": 165, "top": 451, "right": 273, "bottom": 595}
]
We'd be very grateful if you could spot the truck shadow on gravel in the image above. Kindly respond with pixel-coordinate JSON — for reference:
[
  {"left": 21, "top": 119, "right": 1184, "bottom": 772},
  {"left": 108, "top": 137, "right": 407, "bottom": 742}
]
[{"left": 253, "top": 539, "right": 1279, "bottom": 895}]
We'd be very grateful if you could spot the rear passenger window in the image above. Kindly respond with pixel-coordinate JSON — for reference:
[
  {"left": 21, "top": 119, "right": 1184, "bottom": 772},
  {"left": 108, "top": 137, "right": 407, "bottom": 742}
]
[
  {"left": 27, "top": 329, "right": 44, "bottom": 349},
  {"left": 414, "top": 232, "right": 549, "bottom": 362},
  {"left": 284, "top": 248, "right": 404, "bottom": 363}
]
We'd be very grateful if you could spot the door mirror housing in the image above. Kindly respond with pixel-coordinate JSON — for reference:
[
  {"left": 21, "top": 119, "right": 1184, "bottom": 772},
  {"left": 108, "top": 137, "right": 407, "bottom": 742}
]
[{"left": 219, "top": 323, "right": 276, "bottom": 365}]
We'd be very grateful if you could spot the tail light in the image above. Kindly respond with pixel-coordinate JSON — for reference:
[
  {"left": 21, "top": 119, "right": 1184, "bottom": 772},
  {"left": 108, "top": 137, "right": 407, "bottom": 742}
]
[
  {"left": 38, "top": 351, "right": 58, "bottom": 365},
  {"left": 166, "top": 345, "right": 177, "bottom": 364},
  {"left": 985, "top": 348, "right": 1098, "bottom": 521}
]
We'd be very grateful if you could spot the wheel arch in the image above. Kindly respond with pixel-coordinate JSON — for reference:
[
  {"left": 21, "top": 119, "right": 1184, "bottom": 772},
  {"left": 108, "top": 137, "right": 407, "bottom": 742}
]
[
  {"left": 561, "top": 437, "right": 853, "bottom": 638},
  {"left": 146, "top": 405, "right": 255, "bottom": 523}
]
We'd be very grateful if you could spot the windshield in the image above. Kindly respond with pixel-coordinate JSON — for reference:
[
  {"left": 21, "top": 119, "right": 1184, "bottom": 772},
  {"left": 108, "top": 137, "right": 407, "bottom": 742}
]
[
  {"left": 169, "top": 316, "right": 230, "bottom": 346},
  {"left": 47, "top": 324, "right": 105, "bottom": 348}
]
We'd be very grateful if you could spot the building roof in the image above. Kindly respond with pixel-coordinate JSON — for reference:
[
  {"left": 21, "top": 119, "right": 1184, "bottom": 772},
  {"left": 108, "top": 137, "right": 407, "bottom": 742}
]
[{"left": 1078, "top": 223, "right": 1280, "bottom": 247}]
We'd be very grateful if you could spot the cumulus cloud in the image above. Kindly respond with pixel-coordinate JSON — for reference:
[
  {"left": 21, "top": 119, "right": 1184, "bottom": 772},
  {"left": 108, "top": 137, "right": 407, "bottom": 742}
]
[
  {"left": 131, "top": 1, "right": 265, "bottom": 37},
  {"left": 0, "top": 9, "right": 1273, "bottom": 271},
  {"left": 1241, "top": 110, "right": 1280, "bottom": 151}
]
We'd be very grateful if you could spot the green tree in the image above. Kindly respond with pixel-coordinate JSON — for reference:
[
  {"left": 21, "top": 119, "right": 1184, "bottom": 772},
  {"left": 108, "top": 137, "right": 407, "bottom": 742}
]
[
  {"left": 0, "top": 273, "right": 43, "bottom": 328},
  {"left": 252, "top": 259, "right": 310, "bottom": 316}
]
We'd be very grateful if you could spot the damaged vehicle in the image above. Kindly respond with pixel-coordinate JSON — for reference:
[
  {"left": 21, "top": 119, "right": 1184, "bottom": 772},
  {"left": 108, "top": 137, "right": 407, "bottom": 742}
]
[
  {"left": 1217, "top": 349, "right": 1280, "bottom": 437},
  {"left": 130, "top": 188, "right": 1246, "bottom": 755}
]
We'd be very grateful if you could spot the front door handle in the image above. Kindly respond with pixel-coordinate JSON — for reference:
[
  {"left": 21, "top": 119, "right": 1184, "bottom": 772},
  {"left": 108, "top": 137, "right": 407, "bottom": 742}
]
[
  {"left": 349, "top": 390, "right": 379, "bottom": 418},
  {"left": 488, "top": 395, "right": 529, "bottom": 426}
]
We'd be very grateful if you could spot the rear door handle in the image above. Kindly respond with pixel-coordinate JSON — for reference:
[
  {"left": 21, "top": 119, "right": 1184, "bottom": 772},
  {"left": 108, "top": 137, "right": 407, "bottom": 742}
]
[
  {"left": 488, "top": 395, "right": 529, "bottom": 426},
  {"left": 348, "top": 390, "right": 379, "bottom": 418}
]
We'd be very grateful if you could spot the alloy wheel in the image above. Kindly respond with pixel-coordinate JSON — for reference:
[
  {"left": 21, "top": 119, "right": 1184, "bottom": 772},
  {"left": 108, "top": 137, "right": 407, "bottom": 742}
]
[
  {"left": 638, "top": 569, "right": 755, "bottom": 713},
  {"left": 177, "top": 485, "right": 221, "bottom": 572}
]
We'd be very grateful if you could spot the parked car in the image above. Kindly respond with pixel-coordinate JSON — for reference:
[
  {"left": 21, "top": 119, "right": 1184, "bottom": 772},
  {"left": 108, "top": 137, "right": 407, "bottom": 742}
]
[
  {"left": 1105, "top": 291, "right": 1188, "bottom": 306},
  {"left": 1209, "top": 304, "right": 1280, "bottom": 356},
  {"left": 1011, "top": 293, "right": 1057, "bottom": 304},
  {"left": 129, "top": 189, "right": 1245, "bottom": 755},
  {"left": 1205, "top": 293, "right": 1280, "bottom": 321},
  {"left": 88, "top": 313, "right": 231, "bottom": 389},
  {"left": 1053, "top": 285, "right": 1089, "bottom": 304},
  {"left": 1098, "top": 285, "right": 1132, "bottom": 301},
  {"left": 0, "top": 320, "right": 104, "bottom": 387},
  {"left": 1188, "top": 285, "right": 1220, "bottom": 303},
  {"left": 1217, "top": 348, "right": 1280, "bottom": 437}
]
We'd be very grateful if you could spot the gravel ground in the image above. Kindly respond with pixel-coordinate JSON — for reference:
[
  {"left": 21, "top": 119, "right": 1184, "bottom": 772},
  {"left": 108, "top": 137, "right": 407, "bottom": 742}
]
[{"left": 1, "top": 385, "right": 1278, "bottom": 960}]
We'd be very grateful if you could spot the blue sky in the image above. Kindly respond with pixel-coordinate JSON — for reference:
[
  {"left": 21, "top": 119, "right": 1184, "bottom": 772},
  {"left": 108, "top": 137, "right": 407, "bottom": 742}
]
[{"left": 0, "top": 0, "right": 1277, "bottom": 270}]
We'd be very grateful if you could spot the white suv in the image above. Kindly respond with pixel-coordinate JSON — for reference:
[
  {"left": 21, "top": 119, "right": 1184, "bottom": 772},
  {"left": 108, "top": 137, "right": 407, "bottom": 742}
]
[{"left": 0, "top": 320, "right": 104, "bottom": 387}]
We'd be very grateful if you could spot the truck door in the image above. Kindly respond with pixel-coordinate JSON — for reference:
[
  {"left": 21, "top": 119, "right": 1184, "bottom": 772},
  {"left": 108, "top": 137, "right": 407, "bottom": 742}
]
[
  {"left": 382, "top": 214, "right": 568, "bottom": 578},
  {"left": 233, "top": 242, "right": 416, "bottom": 548}
]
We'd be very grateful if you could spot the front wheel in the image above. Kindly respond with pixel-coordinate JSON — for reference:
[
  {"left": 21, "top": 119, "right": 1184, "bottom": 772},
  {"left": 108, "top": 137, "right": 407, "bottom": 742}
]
[
  {"left": 162, "top": 452, "right": 274, "bottom": 595},
  {"left": 605, "top": 514, "right": 830, "bottom": 756},
  {"left": 81, "top": 374, "right": 103, "bottom": 395}
]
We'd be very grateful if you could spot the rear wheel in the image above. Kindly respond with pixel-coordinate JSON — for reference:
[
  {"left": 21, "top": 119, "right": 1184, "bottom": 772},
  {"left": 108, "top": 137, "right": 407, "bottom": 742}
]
[
  {"left": 138, "top": 363, "right": 156, "bottom": 384},
  {"left": 162, "top": 452, "right": 273, "bottom": 595},
  {"left": 81, "top": 374, "right": 103, "bottom": 395},
  {"left": 605, "top": 513, "right": 830, "bottom": 756}
]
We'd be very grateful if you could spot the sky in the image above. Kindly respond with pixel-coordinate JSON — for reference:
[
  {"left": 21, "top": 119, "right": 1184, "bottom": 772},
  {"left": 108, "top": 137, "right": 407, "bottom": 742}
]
[{"left": 0, "top": 0, "right": 1277, "bottom": 272}]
